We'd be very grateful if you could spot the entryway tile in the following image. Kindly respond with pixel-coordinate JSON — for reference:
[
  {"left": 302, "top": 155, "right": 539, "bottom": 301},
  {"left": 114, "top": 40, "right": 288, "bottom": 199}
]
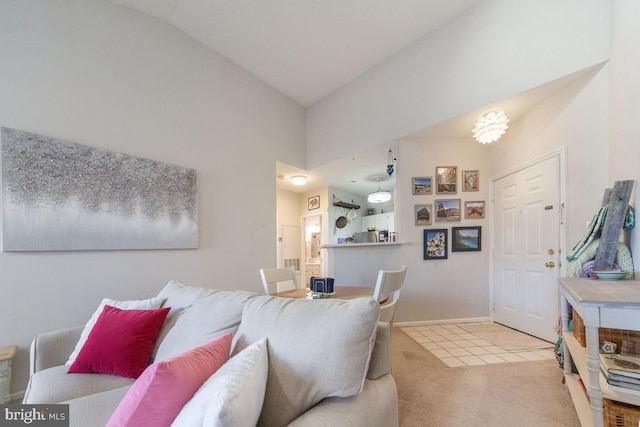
[{"left": 401, "top": 322, "right": 555, "bottom": 368}]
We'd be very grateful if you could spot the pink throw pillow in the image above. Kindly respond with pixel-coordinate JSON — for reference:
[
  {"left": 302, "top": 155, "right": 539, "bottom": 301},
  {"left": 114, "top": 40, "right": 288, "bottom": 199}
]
[
  {"left": 68, "top": 305, "right": 170, "bottom": 379},
  {"left": 106, "top": 333, "right": 233, "bottom": 427}
]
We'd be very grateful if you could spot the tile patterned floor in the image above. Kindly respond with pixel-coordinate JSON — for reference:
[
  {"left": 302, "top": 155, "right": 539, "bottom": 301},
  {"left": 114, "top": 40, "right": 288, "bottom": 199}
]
[{"left": 401, "top": 323, "right": 557, "bottom": 367}]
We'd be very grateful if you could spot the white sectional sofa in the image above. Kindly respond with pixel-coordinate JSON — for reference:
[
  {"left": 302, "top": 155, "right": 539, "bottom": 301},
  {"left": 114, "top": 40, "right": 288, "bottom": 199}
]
[{"left": 23, "top": 281, "right": 399, "bottom": 426}]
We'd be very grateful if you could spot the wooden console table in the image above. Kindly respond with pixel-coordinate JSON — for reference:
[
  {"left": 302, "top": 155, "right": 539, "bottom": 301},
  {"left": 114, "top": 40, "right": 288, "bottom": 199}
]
[
  {"left": 559, "top": 277, "right": 640, "bottom": 427},
  {"left": 0, "top": 346, "right": 17, "bottom": 404}
]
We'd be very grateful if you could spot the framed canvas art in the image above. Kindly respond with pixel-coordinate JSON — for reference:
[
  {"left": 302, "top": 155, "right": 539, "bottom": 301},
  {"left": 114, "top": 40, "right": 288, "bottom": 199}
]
[
  {"left": 435, "top": 199, "right": 461, "bottom": 222},
  {"left": 452, "top": 226, "right": 482, "bottom": 252},
  {"left": 412, "top": 176, "right": 433, "bottom": 195},
  {"left": 415, "top": 204, "right": 432, "bottom": 226},
  {"left": 423, "top": 229, "right": 448, "bottom": 260},
  {"left": 462, "top": 170, "right": 479, "bottom": 191},
  {"left": 308, "top": 195, "right": 320, "bottom": 210},
  {"left": 436, "top": 166, "right": 457, "bottom": 194},
  {"left": 464, "top": 201, "right": 485, "bottom": 219}
]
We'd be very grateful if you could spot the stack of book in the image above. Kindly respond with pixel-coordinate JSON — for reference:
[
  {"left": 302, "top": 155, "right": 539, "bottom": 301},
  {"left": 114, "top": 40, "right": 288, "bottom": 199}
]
[{"left": 600, "top": 353, "right": 640, "bottom": 394}]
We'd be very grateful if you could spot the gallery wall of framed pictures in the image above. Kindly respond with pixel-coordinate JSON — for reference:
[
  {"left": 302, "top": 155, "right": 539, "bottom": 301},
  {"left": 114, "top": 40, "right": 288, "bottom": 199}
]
[{"left": 414, "top": 165, "right": 485, "bottom": 260}]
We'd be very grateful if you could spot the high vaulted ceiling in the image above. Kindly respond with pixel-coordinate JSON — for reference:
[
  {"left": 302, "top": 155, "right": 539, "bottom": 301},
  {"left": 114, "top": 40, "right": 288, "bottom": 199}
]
[
  {"left": 110, "top": 0, "right": 483, "bottom": 107},
  {"left": 108, "top": 0, "right": 591, "bottom": 198}
]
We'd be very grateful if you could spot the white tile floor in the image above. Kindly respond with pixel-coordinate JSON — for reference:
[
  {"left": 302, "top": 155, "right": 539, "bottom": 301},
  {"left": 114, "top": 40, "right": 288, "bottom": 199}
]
[{"left": 402, "top": 323, "right": 557, "bottom": 367}]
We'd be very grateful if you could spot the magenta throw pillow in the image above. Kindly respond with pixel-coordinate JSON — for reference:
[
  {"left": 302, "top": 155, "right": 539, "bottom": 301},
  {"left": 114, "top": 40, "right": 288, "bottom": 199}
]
[
  {"left": 106, "top": 333, "right": 233, "bottom": 427},
  {"left": 68, "top": 305, "right": 170, "bottom": 379}
]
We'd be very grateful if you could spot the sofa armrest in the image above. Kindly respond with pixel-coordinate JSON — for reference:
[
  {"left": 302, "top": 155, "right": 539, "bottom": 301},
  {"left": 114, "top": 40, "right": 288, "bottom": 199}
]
[
  {"left": 367, "top": 322, "right": 391, "bottom": 380},
  {"left": 29, "top": 326, "right": 83, "bottom": 375},
  {"left": 287, "top": 375, "right": 398, "bottom": 427}
]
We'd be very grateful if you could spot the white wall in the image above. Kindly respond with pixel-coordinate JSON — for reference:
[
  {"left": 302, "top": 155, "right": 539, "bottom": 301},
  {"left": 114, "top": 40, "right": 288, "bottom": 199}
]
[
  {"left": 0, "top": 0, "right": 305, "bottom": 396},
  {"left": 610, "top": 0, "right": 640, "bottom": 272},
  {"left": 393, "top": 138, "right": 491, "bottom": 322},
  {"left": 490, "top": 66, "right": 611, "bottom": 251},
  {"left": 306, "top": 0, "right": 610, "bottom": 169}
]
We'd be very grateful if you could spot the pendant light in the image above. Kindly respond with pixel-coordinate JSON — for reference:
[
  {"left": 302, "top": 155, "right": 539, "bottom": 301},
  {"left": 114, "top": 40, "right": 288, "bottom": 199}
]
[{"left": 368, "top": 175, "right": 391, "bottom": 203}]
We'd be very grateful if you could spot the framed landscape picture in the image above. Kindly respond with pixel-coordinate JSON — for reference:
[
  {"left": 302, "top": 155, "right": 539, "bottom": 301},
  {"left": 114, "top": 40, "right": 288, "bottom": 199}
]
[
  {"left": 423, "top": 229, "right": 448, "bottom": 260},
  {"left": 415, "top": 204, "right": 432, "bottom": 226},
  {"left": 435, "top": 199, "right": 461, "bottom": 222},
  {"left": 462, "top": 170, "right": 479, "bottom": 192},
  {"left": 464, "top": 201, "right": 485, "bottom": 219},
  {"left": 436, "top": 166, "right": 457, "bottom": 194},
  {"left": 412, "top": 176, "right": 433, "bottom": 195},
  {"left": 452, "top": 226, "right": 482, "bottom": 252}
]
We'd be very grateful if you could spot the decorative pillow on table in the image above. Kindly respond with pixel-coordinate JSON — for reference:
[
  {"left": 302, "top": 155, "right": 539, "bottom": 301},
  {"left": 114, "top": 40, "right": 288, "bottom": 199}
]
[
  {"left": 68, "top": 305, "right": 170, "bottom": 379},
  {"left": 66, "top": 296, "right": 165, "bottom": 365},
  {"left": 172, "top": 337, "right": 268, "bottom": 427},
  {"left": 106, "top": 333, "right": 233, "bottom": 427},
  {"left": 231, "top": 296, "right": 379, "bottom": 427}
]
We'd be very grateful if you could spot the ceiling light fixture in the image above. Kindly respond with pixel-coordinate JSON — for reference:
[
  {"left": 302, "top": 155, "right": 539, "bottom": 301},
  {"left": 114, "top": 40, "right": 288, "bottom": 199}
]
[
  {"left": 290, "top": 175, "right": 307, "bottom": 186},
  {"left": 472, "top": 111, "right": 509, "bottom": 144},
  {"left": 368, "top": 176, "right": 391, "bottom": 203}
]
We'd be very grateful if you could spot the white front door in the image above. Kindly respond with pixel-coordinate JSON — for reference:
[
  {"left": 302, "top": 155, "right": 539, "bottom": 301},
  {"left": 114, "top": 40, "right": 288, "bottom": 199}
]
[{"left": 493, "top": 155, "right": 562, "bottom": 342}]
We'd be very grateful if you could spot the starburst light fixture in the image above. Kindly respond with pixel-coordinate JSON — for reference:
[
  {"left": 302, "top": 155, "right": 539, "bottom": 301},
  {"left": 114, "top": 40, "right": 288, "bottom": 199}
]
[{"left": 472, "top": 111, "right": 509, "bottom": 144}]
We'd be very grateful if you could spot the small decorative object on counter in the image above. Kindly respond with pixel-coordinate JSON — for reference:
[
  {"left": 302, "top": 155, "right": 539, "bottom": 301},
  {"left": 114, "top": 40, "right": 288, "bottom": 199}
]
[
  {"left": 602, "top": 341, "right": 618, "bottom": 354},
  {"left": 309, "top": 277, "right": 334, "bottom": 294}
]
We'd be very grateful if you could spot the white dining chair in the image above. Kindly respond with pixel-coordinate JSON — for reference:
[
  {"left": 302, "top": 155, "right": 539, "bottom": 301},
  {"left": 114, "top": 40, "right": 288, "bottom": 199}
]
[
  {"left": 373, "top": 266, "right": 407, "bottom": 325},
  {"left": 259, "top": 266, "right": 298, "bottom": 295}
]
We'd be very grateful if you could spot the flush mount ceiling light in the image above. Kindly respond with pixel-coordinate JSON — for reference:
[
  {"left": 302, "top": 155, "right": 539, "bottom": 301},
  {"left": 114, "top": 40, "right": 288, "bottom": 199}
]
[
  {"left": 290, "top": 175, "right": 307, "bottom": 186},
  {"left": 368, "top": 175, "right": 391, "bottom": 203},
  {"left": 472, "top": 111, "right": 509, "bottom": 144}
]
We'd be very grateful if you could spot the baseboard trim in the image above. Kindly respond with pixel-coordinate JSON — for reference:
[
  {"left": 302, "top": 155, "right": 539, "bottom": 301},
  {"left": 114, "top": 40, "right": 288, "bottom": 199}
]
[{"left": 393, "top": 317, "right": 491, "bottom": 328}]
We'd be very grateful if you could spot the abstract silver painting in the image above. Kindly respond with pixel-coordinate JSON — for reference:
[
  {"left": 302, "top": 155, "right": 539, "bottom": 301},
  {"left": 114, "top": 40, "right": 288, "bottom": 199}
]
[{"left": 1, "top": 127, "right": 198, "bottom": 251}]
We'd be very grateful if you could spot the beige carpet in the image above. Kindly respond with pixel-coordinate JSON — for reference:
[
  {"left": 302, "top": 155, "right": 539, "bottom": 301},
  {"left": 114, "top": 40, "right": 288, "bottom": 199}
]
[{"left": 391, "top": 328, "right": 580, "bottom": 427}]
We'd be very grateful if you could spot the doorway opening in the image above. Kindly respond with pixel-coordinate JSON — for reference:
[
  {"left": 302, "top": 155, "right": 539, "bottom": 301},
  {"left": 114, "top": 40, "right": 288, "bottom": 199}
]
[{"left": 303, "top": 215, "right": 322, "bottom": 286}]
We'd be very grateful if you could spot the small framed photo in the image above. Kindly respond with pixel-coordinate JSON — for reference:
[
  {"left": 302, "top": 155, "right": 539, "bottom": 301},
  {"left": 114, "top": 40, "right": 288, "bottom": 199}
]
[
  {"left": 415, "top": 204, "right": 432, "bottom": 226},
  {"left": 436, "top": 166, "right": 457, "bottom": 194},
  {"left": 412, "top": 176, "right": 433, "bottom": 195},
  {"left": 462, "top": 170, "right": 479, "bottom": 192},
  {"left": 308, "top": 195, "right": 320, "bottom": 210},
  {"left": 435, "top": 199, "right": 461, "bottom": 222},
  {"left": 464, "top": 201, "right": 485, "bottom": 219},
  {"left": 424, "top": 229, "right": 448, "bottom": 260},
  {"left": 452, "top": 226, "right": 482, "bottom": 252}
]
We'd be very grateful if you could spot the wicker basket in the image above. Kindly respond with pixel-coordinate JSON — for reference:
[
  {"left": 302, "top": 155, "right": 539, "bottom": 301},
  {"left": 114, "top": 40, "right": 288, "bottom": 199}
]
[
  {"left": 572, "top": 311, "right": 640, "bottom": 350},
  {"left": 604, "top": 399, "right": 640, "bottom": 427},
  {"left": 573, "top": 311, "right": 587, "bottom": 346}
]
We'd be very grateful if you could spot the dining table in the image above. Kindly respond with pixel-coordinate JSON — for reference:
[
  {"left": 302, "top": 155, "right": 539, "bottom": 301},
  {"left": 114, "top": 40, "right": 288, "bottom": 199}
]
[{"left": 274, "top": 286, "right": 387, "bottom": 304}]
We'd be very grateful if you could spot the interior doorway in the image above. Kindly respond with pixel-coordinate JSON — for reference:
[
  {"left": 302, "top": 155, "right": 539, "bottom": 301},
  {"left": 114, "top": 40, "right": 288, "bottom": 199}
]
[
  {"left": 491, "top": 150, "right": 565, "bottom": 343},
  {"left": 303, "top": 215, "right": 322, "bottom": 287}
]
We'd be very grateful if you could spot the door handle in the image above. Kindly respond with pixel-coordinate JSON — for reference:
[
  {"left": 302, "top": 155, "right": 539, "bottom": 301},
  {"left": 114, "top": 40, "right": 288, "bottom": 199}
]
[{"left": 545, "top": 262, "right": 555, "bottom": 268}]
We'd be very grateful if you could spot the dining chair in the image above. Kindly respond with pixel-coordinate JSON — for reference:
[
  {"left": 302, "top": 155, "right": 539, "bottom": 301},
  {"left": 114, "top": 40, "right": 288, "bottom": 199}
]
[
  {"left": 259, "top": 266, "right": 298, "bottom": 295},
  {"left": 373, "top": 266, "right": 407, "bottom": 325}
]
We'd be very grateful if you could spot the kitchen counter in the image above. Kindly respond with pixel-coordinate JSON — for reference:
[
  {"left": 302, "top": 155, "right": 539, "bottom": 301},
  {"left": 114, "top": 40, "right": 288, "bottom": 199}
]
[
  {"left": 322, "top": 242, "right": 404, "bottom": 287},
  {"left": 322, "top": 242, "right": 403, "bottom": 249}
]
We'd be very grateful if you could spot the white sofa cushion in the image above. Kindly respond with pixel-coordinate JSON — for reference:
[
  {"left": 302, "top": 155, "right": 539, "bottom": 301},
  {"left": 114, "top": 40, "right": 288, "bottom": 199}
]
[
  {"left": 156, "top": 280, "right": 214, "bottom": 312},
  {"left": 232, "top": 295, "right": 379, "bottom": 427},
  {"left": 65, "top": 297, "right": 165, "bottom": 366},
  {"left": 64, "top": 386, "right": 131, "bottom": 427},
  {"left": 172, "top": 337, "right": 268, "bottom": 427},
  {"left": 23, "top": 365, "right": 134, "bottom": 404},
  {"left": 155, "top": 289, "right": 255, "bottom": 362}
]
